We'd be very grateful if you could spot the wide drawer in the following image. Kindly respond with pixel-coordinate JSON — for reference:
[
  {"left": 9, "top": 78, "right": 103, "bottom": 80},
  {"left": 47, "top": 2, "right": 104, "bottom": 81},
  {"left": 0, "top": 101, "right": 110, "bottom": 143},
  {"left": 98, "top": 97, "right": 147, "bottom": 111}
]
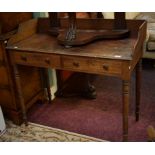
[
  {"left": 13, "top": 52, "right": 61, "bottom": 68},
  {"left": 62, "top": 56, "right": 122, "bottom": 75}
]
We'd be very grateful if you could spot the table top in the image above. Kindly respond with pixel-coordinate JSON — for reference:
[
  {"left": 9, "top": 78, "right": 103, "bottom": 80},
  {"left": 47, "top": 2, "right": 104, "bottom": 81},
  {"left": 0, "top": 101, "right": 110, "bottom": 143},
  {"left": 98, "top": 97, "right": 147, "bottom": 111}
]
[{"left": 7, "top": 33, "right": 137, "bottom": 61}]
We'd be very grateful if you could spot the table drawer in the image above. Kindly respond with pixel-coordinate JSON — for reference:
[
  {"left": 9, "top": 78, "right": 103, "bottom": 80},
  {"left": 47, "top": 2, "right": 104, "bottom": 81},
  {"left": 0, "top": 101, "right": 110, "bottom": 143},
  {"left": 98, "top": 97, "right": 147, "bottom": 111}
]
[
  {"left": 89, "top": 58, "right": 122, "bottom": 75},
  {"left": 13, "top": 52, "right": 61, "bottom": 68},
  {"left": 62, "top": 56, "right": 89, "bottom": 71},
  {"left": 62, "top": 56, "right": 122, "bottom": 75}
]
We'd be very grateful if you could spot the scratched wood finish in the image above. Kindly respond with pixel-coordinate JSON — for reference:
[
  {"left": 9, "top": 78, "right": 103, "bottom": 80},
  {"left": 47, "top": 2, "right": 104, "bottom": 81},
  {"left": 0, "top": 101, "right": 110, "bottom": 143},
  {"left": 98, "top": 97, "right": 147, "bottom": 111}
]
[
  {"left": 7, "top": 34, "right": 135, "bottom": 61},
  {"left": 7, "top": 18, "right": 146, "bottom": 61},
  {"left": 6, "top": 18, "right": 147, "bottom": 141}
]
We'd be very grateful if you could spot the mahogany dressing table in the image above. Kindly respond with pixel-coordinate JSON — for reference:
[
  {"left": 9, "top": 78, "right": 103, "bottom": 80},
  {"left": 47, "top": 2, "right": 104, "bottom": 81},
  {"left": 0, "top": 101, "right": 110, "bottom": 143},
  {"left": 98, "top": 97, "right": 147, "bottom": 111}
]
[{"left": 6, "top": 16, "right": 146, "bottom": 141}]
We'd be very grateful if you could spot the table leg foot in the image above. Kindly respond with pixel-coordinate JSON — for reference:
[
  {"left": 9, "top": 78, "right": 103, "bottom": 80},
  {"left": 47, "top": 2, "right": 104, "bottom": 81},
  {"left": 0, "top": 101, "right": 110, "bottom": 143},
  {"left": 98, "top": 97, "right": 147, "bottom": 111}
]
[{"left": 123, "top": 134, "right": 128, "bottom": 142}]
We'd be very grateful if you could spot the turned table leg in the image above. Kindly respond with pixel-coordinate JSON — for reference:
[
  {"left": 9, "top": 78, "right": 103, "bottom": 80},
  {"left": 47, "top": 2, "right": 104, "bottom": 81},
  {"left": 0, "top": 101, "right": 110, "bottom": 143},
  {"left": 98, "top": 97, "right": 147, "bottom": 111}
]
[
  {"left": 135, "top": 60, "right": 142, "bottom": 121},
  {"left": 122, "top": 80, "right": 130, "bottom": 141},
  {"left": 43, "top": 68, "right": 52, "bottom": 103},
  {"left": 12, "top": 64, "right": 28, "bottom": 126}
]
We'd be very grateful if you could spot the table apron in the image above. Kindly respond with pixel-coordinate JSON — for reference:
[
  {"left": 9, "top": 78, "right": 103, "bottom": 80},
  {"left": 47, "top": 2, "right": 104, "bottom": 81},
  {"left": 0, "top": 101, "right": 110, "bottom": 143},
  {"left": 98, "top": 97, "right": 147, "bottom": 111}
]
[{"left": 11, "top": 51, "right": 129, "bottom": 78}]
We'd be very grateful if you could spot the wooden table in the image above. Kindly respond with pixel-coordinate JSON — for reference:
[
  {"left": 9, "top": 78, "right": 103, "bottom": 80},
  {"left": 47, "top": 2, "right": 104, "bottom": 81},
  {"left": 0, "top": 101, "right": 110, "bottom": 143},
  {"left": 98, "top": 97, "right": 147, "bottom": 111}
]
[{"left": 6, "top": 18, "right": 147, "bottom": 141}]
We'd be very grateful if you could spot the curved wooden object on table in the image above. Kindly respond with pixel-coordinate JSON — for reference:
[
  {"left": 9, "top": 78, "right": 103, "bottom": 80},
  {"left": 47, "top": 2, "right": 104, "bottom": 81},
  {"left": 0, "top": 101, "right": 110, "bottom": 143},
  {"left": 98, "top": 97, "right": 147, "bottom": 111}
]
[
  {"left": 58, "top": 29, "right": 130, "bottom": 46},
  {"left": 56, "top": 12, "right": 130, "bottom": 47}
]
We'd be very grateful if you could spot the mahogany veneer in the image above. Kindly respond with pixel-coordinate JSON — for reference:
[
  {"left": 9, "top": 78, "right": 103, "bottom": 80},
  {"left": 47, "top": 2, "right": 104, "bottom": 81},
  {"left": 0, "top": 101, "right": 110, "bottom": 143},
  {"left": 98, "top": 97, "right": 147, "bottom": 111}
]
[{"left": 6, "top": 17, "right": 147, "bottom": 141}]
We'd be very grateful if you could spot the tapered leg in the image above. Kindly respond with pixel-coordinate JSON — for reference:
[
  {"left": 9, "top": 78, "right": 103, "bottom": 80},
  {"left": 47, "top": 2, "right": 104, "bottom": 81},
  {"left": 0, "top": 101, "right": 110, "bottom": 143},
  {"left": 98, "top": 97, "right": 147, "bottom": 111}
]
[
  {"left": 12, "top": 64, "right": 28, "bottom": 126},
  {"left": 43, "top": 68, "right": 52, "bottom": 103},
  {"left": 135, "top": 60, "right": 142, "bottom": 121},
  {"left": 122, "top": 80, "right": 130, "bottom": 141}
]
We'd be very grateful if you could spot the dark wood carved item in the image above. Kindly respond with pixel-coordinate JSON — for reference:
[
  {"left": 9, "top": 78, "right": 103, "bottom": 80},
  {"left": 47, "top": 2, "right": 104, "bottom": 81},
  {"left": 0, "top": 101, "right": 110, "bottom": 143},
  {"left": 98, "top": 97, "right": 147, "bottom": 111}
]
[{"left": 49, "top": 12, "right": 130, "bottom": 47}]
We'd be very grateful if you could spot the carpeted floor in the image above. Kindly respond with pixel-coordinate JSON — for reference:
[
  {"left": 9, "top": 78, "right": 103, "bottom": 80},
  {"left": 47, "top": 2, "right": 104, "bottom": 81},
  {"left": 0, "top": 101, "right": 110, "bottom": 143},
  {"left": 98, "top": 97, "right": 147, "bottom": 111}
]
[
  {"left": 28, "top": 60, "right": 155, "bottom": 142},
  {"left": 0, "top": 120, "right": 104, "bottom": 142}
]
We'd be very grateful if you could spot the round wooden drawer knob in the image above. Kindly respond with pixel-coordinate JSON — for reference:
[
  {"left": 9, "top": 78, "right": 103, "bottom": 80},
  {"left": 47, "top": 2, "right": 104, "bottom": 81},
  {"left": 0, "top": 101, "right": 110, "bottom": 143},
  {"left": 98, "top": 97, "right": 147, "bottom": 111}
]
[
  {"left": 21, "top": 55, "right": 27, "bottom": 61},
  {"left": 102, "top": 64, "right": 109, "bottom": 71},
  {"left": 73, "top": 62, "right": 79, "bottom": 67},
  {"left": 45, "top": 58, "right": 50, "bottom": 64}
]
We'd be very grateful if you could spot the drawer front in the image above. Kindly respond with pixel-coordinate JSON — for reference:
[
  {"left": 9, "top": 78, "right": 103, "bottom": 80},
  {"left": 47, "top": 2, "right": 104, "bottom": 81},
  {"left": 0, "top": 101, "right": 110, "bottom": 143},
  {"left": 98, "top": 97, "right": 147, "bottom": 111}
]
[
  {"left": 0, "top": 66, "right": 9, "bottom": 85},
  {"left": 89, "top": 58, "right": 122, "bottom": 75},
  {"left": 13, "top": 52, "right": 61, "bottom": 68},
  {"left": 62, "top": 56, "right": 89, "bottom": 71},
  {"left": 62, "top": 56, "right": 122, "bottom": 75}
]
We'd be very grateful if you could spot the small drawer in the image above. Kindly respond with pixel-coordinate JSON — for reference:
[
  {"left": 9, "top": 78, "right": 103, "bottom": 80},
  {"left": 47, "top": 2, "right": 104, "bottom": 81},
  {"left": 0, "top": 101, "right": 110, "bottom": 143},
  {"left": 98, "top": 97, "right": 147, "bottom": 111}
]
[
  {"left": 62, "top": 56, "right": 122, "bottom": 75},
  {"left": 62, "top": 56, "right": 89, "bottom": 71},
  {"left": 88, "top": 59, "right": 122, "bottom": 75},
  {"left": 13, "top": 52, "right": 61, "bottom": 68}
]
